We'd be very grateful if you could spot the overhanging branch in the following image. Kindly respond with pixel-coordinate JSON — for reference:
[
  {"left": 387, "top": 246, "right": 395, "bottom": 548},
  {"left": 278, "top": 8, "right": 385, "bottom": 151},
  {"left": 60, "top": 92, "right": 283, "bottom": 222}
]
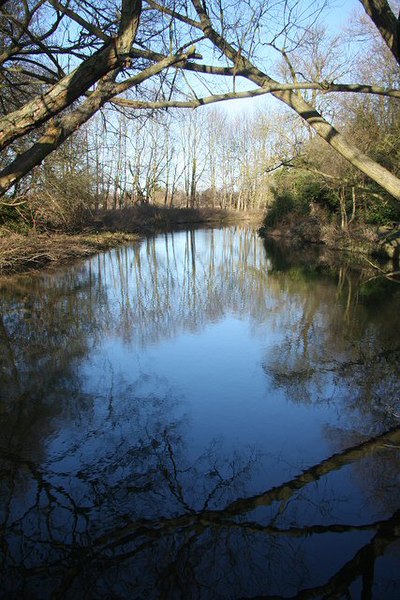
[{"left": 110, "top": 80, "right": 400, "bottom": 110}]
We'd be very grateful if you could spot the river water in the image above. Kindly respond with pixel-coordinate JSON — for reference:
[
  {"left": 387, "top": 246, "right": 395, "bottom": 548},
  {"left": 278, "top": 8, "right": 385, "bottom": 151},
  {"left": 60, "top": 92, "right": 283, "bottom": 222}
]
[{"left": 1, "top": 226, "right": 399, "bottom": 599}]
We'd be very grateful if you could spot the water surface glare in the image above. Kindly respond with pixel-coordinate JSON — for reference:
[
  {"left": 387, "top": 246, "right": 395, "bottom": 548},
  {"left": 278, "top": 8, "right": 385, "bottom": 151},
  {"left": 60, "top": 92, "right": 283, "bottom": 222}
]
[{"left": 1, "top": 226, "right": 400, "bottom": 599}]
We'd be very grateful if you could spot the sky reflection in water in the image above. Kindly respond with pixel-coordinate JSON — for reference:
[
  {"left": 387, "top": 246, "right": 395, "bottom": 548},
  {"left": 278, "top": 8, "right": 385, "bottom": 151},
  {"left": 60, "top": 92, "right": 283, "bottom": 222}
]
[{"left": 0, "top": 226, "right": 399, "bottom": 599}]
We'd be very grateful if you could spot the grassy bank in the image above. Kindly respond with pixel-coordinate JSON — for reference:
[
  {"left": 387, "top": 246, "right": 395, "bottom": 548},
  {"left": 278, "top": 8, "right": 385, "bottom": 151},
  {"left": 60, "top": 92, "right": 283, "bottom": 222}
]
[{"left": 0, "top": 207, "right": 263, "bottom": 276}]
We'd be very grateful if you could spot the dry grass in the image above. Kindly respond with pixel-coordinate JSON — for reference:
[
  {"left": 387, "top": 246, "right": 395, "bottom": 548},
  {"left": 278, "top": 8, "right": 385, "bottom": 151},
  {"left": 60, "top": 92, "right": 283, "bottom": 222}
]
[{"left": 0, "top": 230, "right": 139, "bottom": 275}]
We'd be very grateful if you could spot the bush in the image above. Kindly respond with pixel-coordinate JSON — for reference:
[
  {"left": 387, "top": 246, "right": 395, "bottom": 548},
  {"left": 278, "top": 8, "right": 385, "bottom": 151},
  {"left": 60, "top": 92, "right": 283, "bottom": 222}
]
[
  {"left": 264, "top": 171, "right": 339, "bottom": 231},
  {"left": 295, "top": 177, "right": 337, "bottom": 213},
  {"left": 264, "top": 192, "right": 296, "bottom": 227},
  {"left": 0, "top": 201, "right": 32, "bottom": 233},
  {"left": 362, "top": 195, "right": 400, "bottom": 226},
  {"left": 30, "top": 169, "right": 97, "bottom": 231}
]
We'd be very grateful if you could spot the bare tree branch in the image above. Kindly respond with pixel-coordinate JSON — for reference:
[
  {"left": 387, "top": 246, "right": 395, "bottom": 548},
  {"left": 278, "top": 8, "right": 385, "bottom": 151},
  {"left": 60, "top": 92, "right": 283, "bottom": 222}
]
[
  {"left": 190, "top": 0, "right": 400, "bottom": 199},
  {"left": 111, "top": 81, "right": 400, "bottom": 109},
  {"left": 47, "top": 0, "right": 111, "bottom": 43},
  {"left": 0, "top": 47, "right": 198, "bottom": 195}
]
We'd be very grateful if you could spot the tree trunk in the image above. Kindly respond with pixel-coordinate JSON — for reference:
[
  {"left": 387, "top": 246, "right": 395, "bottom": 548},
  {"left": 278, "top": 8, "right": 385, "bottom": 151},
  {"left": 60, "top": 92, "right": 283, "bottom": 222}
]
[
  {"left": 0, "top": 0, "right": 142, "bottom": 153},
  {"left": 190, "top": 157, "right": 197, "bottom": 208},
  {"left": 0, "top": 51, "right": 192, "bottom": 197},
  {"left": 275, "top": 89, "right": 400, "bottom": 200},
  {"left": 360, "top": 0, "right": 400, "bottom": 65},
  {"left": 0, "top": 76, "right": 118, "bottom": 196}
]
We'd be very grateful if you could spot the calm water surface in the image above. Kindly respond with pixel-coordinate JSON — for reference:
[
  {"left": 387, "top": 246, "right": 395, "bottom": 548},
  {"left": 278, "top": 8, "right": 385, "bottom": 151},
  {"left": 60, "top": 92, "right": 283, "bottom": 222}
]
[{"left": 1, "top": 227, "right": 399, "bottom": 599}]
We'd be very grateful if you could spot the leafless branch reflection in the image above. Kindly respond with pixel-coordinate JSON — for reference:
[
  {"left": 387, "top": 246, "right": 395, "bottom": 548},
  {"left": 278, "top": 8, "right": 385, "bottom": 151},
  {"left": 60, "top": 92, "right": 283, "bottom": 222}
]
[{"left": 1, "top": 228, "right": 400, "bottom": 598}]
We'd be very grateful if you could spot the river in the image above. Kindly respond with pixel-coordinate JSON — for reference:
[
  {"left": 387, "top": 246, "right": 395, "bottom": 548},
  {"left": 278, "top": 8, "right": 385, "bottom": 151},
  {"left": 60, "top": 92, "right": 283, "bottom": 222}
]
[{"left": 1, "top": 226, "right": 399, "bottom": 599}]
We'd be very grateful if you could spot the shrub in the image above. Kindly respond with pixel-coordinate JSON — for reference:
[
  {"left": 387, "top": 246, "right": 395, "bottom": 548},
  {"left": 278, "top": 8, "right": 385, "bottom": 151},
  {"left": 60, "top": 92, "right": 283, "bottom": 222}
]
[
  {"left": 0, "top": 201, "right": 32, "bottom": 233},
  {"left": 263, "top": 192, "right": 296, "bottom": 227},
  {"left": 362, "top": 195, "right": 400, "bottom": 225},
  {"left": 29, "top": 169, "right": 97, "bottom": 231}
]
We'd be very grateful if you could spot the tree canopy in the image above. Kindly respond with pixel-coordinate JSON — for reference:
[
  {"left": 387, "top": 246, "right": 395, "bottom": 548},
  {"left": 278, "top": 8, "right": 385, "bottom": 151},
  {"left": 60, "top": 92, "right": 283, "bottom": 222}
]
[{"left": 0, "top": 0, "right": 399, "bottom": 200}]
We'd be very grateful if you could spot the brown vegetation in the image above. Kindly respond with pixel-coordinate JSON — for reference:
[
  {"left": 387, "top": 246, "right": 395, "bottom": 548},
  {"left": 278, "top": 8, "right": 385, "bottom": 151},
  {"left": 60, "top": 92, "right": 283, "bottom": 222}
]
[
  {"left": 0, "top": 231, "right": 138, "bottom": 275},
  {"left": 0, "top": 206, "right": 262, "bottom": 275},
  {"left": 261, "top": 209, "right": 400, "bottom": 266},
  {"left": 98, "top": 206, "right": 264, "bottom": 233}
]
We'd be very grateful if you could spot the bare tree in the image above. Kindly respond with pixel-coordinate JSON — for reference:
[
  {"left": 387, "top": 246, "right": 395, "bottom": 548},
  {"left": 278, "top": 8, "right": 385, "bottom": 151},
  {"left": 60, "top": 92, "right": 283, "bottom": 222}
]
[
  {"left": 1, "top": 0, "right": 400, "bottom": 202},
  {"left": 0, "top": 0, "right": 197, "bottom": 195},
  {"left": 188, "top": 0, "right": 400, "bottom": 199},
  {"left": 180, "top": 111, "right": 205, "bottom": 208}
]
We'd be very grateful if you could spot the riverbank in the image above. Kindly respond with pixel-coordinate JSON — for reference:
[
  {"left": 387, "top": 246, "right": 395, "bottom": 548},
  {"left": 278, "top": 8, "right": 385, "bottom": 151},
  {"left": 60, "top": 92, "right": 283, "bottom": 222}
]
[
  {"left": 0, "top": 207, "right": 263, "bottom": 275},
  {"left": 0, "top": 231, "right": 139, "bottom": 275},
  {"left": 259, "top": 214, "right": 400, "bottom": 266},
  {"left": 97, "top": 205, "right": 263, "bottom": 233}
]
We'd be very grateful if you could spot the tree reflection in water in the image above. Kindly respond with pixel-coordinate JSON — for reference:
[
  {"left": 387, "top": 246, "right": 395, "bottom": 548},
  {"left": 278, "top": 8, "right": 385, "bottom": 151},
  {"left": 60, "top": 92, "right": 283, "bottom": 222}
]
[{"left": 0, "top": 227, "right": 399, "bottom": 598}]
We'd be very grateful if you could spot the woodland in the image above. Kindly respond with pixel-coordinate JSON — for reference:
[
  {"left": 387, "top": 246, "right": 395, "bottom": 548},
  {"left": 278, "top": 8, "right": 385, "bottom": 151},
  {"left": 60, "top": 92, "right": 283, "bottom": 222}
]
[{"left": 0, "top": 0, "right": 399, "bottom": 238}]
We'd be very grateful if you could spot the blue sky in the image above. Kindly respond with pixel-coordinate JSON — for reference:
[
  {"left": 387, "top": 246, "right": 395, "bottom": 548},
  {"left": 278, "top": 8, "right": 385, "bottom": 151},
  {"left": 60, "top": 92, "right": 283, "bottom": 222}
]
[
  {"left": 324, "top": 0, "right": 358, "bottom": 32},
  {"left": 196, "top": 0, "right": 364, "bottom": 116}
]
